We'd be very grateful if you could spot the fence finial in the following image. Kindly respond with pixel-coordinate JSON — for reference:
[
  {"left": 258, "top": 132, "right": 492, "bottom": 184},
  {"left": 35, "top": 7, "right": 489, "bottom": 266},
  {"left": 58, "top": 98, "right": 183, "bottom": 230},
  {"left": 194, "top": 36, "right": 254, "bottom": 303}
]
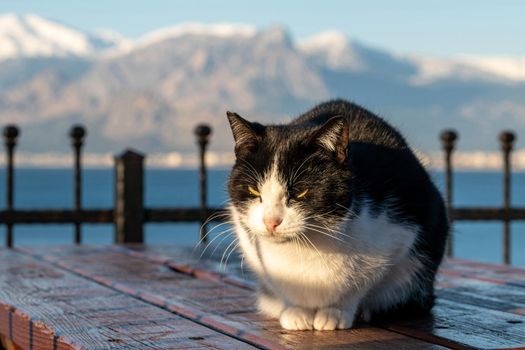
[
  {"left": 3, "top": 125, "right": 19, "bottom": 147},
  {"left": 195, "top": 124, "right": 212, "bottom": 146},
  {"left": 499, "top": 131, "right": 516, "bottom": 152},
  {"left": 70, "top": 125, "right": 86, "bottom": 148},
  {"left": 440, "top": 129, "right": 458, "bottom": 153}
]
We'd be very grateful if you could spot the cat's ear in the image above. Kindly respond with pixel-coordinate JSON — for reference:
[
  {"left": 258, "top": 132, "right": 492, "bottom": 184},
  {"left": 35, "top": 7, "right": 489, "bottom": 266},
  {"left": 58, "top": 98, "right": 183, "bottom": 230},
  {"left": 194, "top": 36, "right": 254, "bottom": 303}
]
[
  {"left": 226, "top": 111, "right": 262, "bottom": 155},
  {"left": 314, "top": 116, "right": 349, "bottom": 164}
]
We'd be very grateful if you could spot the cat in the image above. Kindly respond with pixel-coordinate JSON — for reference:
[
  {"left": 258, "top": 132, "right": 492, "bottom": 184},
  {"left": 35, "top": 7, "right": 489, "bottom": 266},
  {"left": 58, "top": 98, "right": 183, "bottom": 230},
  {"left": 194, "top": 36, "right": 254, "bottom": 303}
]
[{"left": 226, "top": 99, "right": 448, "bottom": 331}]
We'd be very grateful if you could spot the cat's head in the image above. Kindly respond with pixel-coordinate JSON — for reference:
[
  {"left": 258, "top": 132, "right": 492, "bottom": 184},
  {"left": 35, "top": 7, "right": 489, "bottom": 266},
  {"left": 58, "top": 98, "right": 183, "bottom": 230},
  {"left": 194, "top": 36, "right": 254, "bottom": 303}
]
[{"left": 227, "top": 111, "right": 352, "bottom": 243}]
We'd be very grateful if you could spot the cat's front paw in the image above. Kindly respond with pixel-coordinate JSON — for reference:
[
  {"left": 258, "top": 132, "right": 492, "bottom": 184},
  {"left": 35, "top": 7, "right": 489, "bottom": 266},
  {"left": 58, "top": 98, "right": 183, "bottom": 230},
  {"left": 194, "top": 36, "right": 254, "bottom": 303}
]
[
  {"left": 314, "top": 307, "right": 353, "bottom": 330},
  {"left": 279, "top": 306, "right": 314, "bottom": 330}
]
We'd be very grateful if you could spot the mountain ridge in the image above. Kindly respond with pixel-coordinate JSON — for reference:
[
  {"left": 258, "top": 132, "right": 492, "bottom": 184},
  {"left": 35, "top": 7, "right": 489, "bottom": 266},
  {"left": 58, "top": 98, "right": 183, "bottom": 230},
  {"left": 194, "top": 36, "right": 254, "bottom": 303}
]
[
  {"left": 1, "top": 13, "right": 524, "bottom": 164},
  {"left": 3, "top": 13, "right": 525, "bottom": 84}
]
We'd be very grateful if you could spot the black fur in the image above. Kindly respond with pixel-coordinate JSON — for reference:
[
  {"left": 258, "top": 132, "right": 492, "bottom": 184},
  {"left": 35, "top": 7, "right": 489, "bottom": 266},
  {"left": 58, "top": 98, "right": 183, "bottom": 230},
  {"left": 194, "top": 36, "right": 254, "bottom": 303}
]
[{"left": 227, "top": 99, "right": 448, "bottom": 320}]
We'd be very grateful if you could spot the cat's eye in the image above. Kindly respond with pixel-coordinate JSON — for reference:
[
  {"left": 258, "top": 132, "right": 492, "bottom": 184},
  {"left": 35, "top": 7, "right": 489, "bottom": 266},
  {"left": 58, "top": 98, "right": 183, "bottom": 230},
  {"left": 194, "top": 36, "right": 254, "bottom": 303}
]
[
  {"left": 296, "top": 189, "right": 309, "bottom": 199},
  {"left": 248, "top": 185, "right": 261, "bottom": 197}
]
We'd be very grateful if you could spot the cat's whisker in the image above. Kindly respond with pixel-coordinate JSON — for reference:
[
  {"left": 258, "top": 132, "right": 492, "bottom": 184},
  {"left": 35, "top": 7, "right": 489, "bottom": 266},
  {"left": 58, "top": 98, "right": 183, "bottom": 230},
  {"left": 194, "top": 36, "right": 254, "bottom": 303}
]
[
  {"left": 209, "top": 231, "right": 235, "bottom": 261},
  {"left": 222, "top": 241, "right": 241, "bottom": 270},
  {"left": 297, "top": 207, "right": 359, "bottom": 240},
  {"left": 292, "top": 235, "right": 301, "bottom": 257},
  {"left": 199, "top": 228, "right": 235, "bottom": 259},
  {"left": 301, "top": 207, "right": 341, "bottom": 220},
  {"left": 290, "top": 153, "right": 318, "bottom": 183},
  {"left": 296, "top": 210, "right": 343, "bottom": 224},
  {"left": 195, "top": 218, "right": 234, "bottom": 251},
  {"left": 239, "top": 158, "right": 259, "bottom": 175},
  {"left": 302, "top": 225, "right": 347, "bottom": 243},
  {"left": 239, "top": 170, "right": 260, "bottom": 185},
  {"left": 304, "top": 223, "right": 354, "bottom": 240},
  {"left": 239, "top": 233, "right": 256, "bottom": 275},
  {"left": 335, "top": 203, "right": 358, "bottom": 217},
  {"left": 195, "top": 205, "right": 233, "bottom": 243},
  {"left": 195, "top": 219, "right": 235, "bottom": 248},
  {"left": 303, "top": 223, "right": 346, "bottom": 237},
  {"left": 294, "top": 235, "right": 306, "bottom": 263},
  {"left": 235, "top": 164, "right": 260, "bottom": 184},
  {"left": 202, "top": 220, "right": 234, "bottom": 237},
  {"left": 220, "top": 238, "right": 239, "bottom": 269},
  {"left": 240, "top": 253, "right": 246, "bottom": 275},
  {"left": 295, "top": 234, "right": 305, "bottom": 252},
  {"left": 238, "top": 159, "right": 263, "bottom": 183},
  {"left": 295, "top": 233, "right": 308, "bottom": 251},
  {"left": 211, "top": 198, "right": 233, "bottom": 209},
  {"left": 299, "top": 232, "right": 331, "bottom": 271},
  {"left": 219, "top": 241, "right": 234, "bottom": 268}
]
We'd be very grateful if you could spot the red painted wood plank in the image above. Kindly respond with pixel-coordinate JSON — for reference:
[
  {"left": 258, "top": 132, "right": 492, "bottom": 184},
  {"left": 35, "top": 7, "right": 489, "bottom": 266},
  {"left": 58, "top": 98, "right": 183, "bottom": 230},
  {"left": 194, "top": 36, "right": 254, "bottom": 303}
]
[
  {"left": 441, "top": 259, "right": 525, "bottom": 288},
  {"left": 112, "top": 244, "right": 256, "bottom": 290},
  {"left": 118, "top": 245, "right": 525, "bottom": 317},
  {"left": 112, "top": 244, "right": 525, "bottom": 350},
  {"left": 117, "top": 245, "right": 525, "bottom": 315},
  {"left": 18, "top": 246, "right": 448, "bottom": 350},
  {"left": 0, "top": 249, "right": 256, "bottom": 350}
]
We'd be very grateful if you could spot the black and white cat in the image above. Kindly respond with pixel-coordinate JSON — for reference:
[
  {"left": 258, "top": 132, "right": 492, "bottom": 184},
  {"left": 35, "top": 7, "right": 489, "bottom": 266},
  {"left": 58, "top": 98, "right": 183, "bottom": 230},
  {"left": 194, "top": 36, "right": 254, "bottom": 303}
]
[{"left": 227, "top": 99, "right": 448, "bottom": 331}]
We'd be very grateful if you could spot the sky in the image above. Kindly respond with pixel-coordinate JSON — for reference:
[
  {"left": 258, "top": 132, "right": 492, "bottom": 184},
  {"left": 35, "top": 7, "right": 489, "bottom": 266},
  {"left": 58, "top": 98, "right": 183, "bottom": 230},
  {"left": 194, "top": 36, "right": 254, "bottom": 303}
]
[{"left": 1, "top": 0, "right": 524, "bottom": 57}]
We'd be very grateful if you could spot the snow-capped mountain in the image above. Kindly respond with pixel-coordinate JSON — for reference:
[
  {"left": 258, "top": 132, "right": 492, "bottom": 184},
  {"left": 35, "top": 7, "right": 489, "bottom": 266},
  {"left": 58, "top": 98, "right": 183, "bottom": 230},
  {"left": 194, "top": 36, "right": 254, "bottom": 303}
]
[
  {"left": 1, "top": 14, "right": 524, "bottom": 164},
  {"left": 408, "top": 54, "right": 525, "bottom": 85},
  {"left": 298, "top": 30, "right": 525, "bottom": 85},
  {"left": 3, "top": 13, "right": 523, "bottom": 84},
  {"left": 104, "top": 22, "right": 258, "bottom": 58},
  {"left": 0, "top": 13, "right": 123, "bottom": 60}
]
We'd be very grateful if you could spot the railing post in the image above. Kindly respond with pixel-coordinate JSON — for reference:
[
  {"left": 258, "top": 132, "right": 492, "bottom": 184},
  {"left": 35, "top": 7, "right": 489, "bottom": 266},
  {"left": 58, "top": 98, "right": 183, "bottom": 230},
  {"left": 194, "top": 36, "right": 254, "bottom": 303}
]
[
  {"left": 70, "top": 125, "right": 86, "bottom": 244},
  {"left": 440, "top": 129, "right": 458, "bottom": 258},
  {"left": 500, "top": 131, "right": 515, "bottom": 265},
  {"left": 114, "top": 149, "right": 144, "bottom": 244},
  {"left": 3, "top": 125, "right": 19, "bottom": 248},
  {"left": 195, "top": 124, "right": 212, "bottom": 242}
]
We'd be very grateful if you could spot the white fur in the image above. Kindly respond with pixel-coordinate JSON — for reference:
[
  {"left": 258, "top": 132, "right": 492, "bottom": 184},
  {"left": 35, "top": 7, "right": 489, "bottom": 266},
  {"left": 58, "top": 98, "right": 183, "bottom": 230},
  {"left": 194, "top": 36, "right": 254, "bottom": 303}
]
[
  {"left": 257, "top": 289, "right": 285, "bottom": 318},
  {"left": 280, "top": 307, "right": 314, "bottom": 330},
  {"left": 231, "top": 163, "right": 422, "bottom": 331}
]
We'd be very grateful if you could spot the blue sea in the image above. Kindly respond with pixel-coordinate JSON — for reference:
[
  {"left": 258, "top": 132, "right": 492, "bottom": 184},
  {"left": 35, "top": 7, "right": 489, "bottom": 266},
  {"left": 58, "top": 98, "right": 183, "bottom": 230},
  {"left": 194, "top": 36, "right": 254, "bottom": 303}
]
[{"left": 0, "top": 168, "right": 524, "bottom": 267}]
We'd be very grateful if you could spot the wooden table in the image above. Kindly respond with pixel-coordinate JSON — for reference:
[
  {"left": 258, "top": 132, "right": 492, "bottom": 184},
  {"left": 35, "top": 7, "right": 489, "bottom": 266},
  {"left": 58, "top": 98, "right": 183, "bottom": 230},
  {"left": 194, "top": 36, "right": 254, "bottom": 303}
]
[{"left": 0, "top": 245, "right": 523, "bottom": 349}]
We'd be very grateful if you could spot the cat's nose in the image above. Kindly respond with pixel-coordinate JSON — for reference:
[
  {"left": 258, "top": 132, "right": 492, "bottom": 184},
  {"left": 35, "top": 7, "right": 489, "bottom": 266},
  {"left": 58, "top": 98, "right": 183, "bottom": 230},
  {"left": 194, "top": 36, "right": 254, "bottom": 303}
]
[{"left": 264, "top": 216, "right": 283, "bottom": 233}]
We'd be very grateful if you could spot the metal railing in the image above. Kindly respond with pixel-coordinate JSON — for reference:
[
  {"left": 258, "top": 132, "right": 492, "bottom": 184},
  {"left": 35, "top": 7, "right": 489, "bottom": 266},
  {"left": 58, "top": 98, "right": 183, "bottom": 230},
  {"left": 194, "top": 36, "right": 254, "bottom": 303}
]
[
  {"left": 1, "top": 125, "right": 522, "bottom": 264},
  {"left": 440, "top": 130, "right": 522, "bottom": 264},
  {"left": 1, "top": 124, "right": 226, "bottom": 248}
]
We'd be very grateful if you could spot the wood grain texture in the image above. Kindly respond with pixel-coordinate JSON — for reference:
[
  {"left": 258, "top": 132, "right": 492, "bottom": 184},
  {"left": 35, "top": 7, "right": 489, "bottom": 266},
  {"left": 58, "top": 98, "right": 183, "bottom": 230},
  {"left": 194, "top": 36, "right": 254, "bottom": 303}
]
[
  {"left": 0, "top": 249, "right": 256, "bottom": 350},
  {"left": 18, "top": 246, "right": 448, "bottom": 350},
  {"left": 436, "top": 274, "right": 525, "bottom": 315},
  {"left": 114, "top": 245, "right": 525, "bottom": 350},
  {"left": 387, "top": 299, "right": 525, "bottom": 350},
  {"left": 440, "top": 259, "right": 525, "bottom": 288},
  {"left": 121, "top": 245, "right": 525, "bottom": 317}
]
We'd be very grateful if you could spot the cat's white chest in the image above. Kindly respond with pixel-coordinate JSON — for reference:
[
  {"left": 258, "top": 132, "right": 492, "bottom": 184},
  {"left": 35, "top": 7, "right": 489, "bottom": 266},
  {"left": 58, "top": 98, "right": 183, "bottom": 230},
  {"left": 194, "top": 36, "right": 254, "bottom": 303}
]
[
  {"left": 233, "top": 203, "right": 420, "bottom": 310},
  {"left": 254, "top": 238, "right": 351, "bottom": 308}
]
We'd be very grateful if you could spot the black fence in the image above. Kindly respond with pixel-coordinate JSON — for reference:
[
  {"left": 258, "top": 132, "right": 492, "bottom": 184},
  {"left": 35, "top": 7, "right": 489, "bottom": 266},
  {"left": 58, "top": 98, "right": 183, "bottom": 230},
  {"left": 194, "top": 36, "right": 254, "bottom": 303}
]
[
  {"left": 440, "top": 130, "right": 523, "bottom": 264},
  {"left": 1, "top": 125, "right": 523, "bottom": 264}
]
